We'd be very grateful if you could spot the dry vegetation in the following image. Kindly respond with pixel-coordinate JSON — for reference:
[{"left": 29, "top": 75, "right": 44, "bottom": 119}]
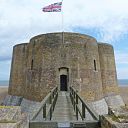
[
  {"left": 0, "top": 87, "right": 8, "bottom": 104},
  {"left": 119, "top": 86, "right": 128, "bottom": 106}
]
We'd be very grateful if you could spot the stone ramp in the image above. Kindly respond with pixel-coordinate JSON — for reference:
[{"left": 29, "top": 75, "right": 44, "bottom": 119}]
[{"left": 52, "top": 91, "right": 76, "bottom": 121}]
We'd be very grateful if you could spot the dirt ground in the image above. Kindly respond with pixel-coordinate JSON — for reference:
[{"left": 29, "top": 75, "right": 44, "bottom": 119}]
[
  {"left": 119, "top": 86, "right": 128, "bottom": 105},
  {"left": 0, "top": 87, "right": 8, "bottom": 104}
]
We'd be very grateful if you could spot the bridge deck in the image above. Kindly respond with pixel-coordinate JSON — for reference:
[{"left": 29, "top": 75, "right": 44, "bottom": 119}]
[{"left": 52, "top": 91, "right": 76, "bottom": 121}]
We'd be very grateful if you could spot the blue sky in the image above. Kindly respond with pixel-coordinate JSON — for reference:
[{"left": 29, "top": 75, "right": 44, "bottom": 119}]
[{"left": 0, "top": 0, "right": 128, "bottom": 80}]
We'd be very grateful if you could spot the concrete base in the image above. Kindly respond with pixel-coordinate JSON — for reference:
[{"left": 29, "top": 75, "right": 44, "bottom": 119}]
[
  {"left": 89, "top": 95, "right": 125, "bottom": 116},
  {"left": 20, "top": 99, "right": 41, "bottom": 120},
  {"left": 3, "top": 95, "right": 23, "bottom": 106},
  {"left": 90, "top": 98, "right": 108, "bottom": 115},
  {"left": 104, "top": 95, "right": 125, "bottom": 108}
]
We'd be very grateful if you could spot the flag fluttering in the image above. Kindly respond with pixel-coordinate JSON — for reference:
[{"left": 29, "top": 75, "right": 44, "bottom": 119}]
[{"left": 42, "top": 2, "right": 62, "bottom": 12}]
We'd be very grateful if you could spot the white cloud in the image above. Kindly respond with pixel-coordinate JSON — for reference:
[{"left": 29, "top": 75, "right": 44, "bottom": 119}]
[
  {"left": 0, "top": 0, "right": 128, "bottom": 42},
  {"left": 63, "top": 0, "right": 128, "bottom": 42}
]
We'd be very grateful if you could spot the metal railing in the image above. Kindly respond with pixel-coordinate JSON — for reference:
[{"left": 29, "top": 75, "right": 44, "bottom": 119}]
[
  {"left": 70, "top": 86, "right": 99, "bottom": 121},
  {"left": 31, "top": 86, "right": 58, "bottom": 121}
]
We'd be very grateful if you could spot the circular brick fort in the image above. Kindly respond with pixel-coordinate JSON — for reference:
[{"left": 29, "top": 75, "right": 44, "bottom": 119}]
[{"left": 4, "top": 32, "right": 124, "bottom": 115}]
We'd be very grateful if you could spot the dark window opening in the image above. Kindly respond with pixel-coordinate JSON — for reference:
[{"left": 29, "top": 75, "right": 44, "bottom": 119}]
[
  {"left": 60, "top": 75, "right": 67, "bottom": 91},
  {"left": 94, "top": 60, "right": 96, "bottom": 71},
  {"left": 31, "top": 59, "right": 34, "bottom": 70}
]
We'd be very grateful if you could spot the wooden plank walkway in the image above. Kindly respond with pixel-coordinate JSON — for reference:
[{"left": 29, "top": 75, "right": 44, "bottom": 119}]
[{"left": 52, "top": 91, "right": 76, "bottom": 121}]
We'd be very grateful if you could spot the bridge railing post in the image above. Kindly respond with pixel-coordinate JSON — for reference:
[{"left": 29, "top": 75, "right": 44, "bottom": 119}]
[
  {"left": 82, "top": 102, "right": 85, "bottom": 120},
  {"left": 50, "top": 106, "right": 52, "bottom": 120},
  {"left": 76, "top": 95, "right": 78, "bottom": 120},
  {"left": 43, "top": 104, "right": 46, "bottom": 119},
  {"left": 73, "top": 90, "right": 76, "bottom": 111},
  {"left": 70, "top": 87, "right": 73, "bottom": 104},
  {"left": 76, "top": 93, "right": 78, "bottom": 104},
  {"left": 69, "top": 86, "right": 99, "bottom": 122},
  {"left": 31, "top": 86, "right": 58, "bottom": 121},
  {"left": 52, "top": 89, "right": 58, "bottom": 111},
  {"left": 52, "top": 91, "right": 54, "bottom": 99},
  {"left": 49, "top": 92, "right": 52, "bottom": 104}
]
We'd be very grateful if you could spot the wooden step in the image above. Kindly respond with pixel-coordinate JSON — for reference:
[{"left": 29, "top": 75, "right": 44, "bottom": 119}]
[{"left": 52, "top": 91, "right": 76, "bottom": 121}]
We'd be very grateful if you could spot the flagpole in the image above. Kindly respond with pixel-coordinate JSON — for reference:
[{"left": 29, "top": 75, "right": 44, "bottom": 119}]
[{"left": 61, "top": 0, "right": 64, "bottom": 44}]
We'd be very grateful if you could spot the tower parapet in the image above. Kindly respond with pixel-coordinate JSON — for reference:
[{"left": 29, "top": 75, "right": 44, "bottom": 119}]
[
  {"left": 9, "top": 43, "right": 28, "bottom": 97},
  {"left": 98, "top": 43, "right": 119, "bottom": 96}
]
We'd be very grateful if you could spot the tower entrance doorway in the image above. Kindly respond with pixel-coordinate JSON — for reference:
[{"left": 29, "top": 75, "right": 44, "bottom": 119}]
[
  {"left": 59, "top": 67, "right": 69, "bottom": 91},
  {"left": 60, "top": 75, "right": 67, "bottom": 91}
]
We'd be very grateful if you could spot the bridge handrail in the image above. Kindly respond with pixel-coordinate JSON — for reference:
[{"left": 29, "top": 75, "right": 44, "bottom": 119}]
[
  {"left": 70, "top": 86, "right": 99, "bottom": 121},
  {"left": 31, "top": 86, "right": 58, "bottom": 121}
]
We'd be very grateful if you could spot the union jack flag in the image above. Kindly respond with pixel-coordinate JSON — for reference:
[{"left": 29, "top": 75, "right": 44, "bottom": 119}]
[{"left": 42, "top": 2, "right": 62, "bottom": 12}]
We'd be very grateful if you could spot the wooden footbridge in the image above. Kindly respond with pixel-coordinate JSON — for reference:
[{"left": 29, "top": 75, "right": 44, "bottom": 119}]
[{"left": 29, "top": 87, "right": 101, "bottom": 128}]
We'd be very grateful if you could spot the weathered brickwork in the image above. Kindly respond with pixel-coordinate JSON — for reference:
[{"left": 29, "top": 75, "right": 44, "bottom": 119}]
[{"left": 8, "top": 32, "right": 121, "bottom": 104}]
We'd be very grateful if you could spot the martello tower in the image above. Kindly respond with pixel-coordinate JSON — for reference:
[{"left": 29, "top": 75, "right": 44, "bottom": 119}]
[{"left": 7, "top": 32, "right": 124, "bottom": 115}]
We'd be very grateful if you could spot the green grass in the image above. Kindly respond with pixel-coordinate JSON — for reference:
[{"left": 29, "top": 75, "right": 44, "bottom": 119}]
[{"left": 0, "top": 119, "right": 16, "bottom": 123}]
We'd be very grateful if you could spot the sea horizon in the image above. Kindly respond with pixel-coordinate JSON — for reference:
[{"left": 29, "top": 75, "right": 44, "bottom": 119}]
[
  {"left": 0, "top": 80, "right": 9, "bottom": 86},
  {"left": 0, "top": 79, "right": 128, "bottom": 87}
]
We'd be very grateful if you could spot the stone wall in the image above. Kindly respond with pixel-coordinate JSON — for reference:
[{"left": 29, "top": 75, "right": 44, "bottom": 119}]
[
  {"left": 8, "top": 43, "right": 28, "bottom": 97},
  {"left": 98, "top": 43, "right": 119, "bottom": 97},
  {"left": 101, "top": 106, "right": 128, "bottom": 128},
  {"left": 0, "top": 106, "right": 28, "bottom": 128},
  {"left": 101, "top": 115, "right": 118, "bottom": 128}
]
